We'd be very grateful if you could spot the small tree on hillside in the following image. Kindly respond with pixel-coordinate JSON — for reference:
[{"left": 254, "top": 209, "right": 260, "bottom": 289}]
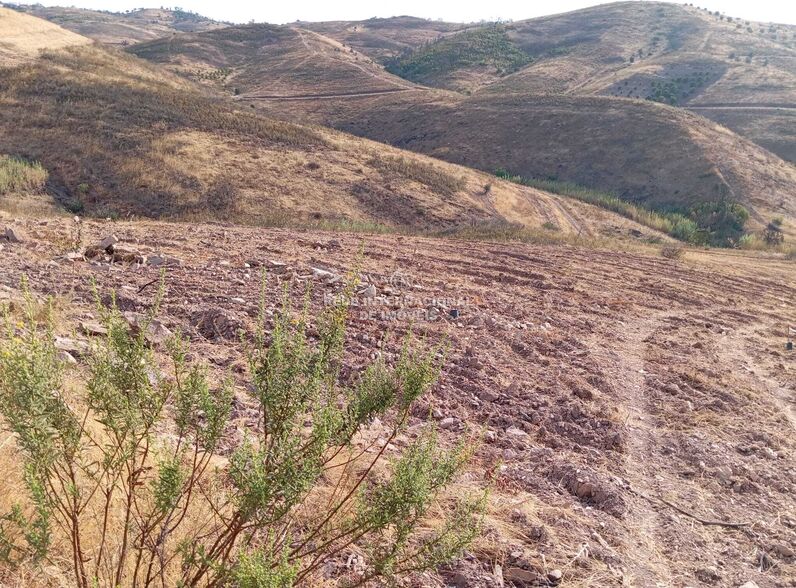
[{"left": 0, "top": 282, "right": 483, "bottom": 587}]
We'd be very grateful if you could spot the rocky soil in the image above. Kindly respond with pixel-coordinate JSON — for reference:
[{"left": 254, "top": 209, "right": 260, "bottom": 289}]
[{"left": 1, "top": 213, "right": 794, "bottom": 587}]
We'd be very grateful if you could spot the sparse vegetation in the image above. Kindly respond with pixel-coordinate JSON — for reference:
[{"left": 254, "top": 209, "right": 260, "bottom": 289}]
[
  {"left": 493, "top": 170, "right": 759, "bottom": 247},
  {"left": 385, "top": 25, "right": 531, "bottom": 83},
  {"left": 660, "top": 243, "right": 685, "bottom": 259},
  {"left": 0, "top": 283, "right": 483, "bottom": 587},
  {"left": 0, "top": 156, "right": 48, "bottom": 195},
  {"left": 371, "top": 154, "right": 467, "bottom": 195},
  {"left": 494, "top": 169, "right": 700, "bottom": 244}
]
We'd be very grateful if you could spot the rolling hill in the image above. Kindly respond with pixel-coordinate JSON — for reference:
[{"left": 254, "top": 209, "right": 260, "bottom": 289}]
[
  {"left": 300, "top": 16, "right": 470, "bottom": 64},
  {"left": 264, "top": 90, "right": 796, "bottom": 239},
  {"left": 129, "top": 23, "right": 419, "bottom": 98},
  {"left": 0, "top": 6, "right": 90, "bottom": 65},
  {"left": 314, "top": 2, "right": 796, "bottom": 163},
  {"left": 115, "top": 8, "right": 796, "bottom": 242},
  {"left": 0, "top": 14, "right": 662, "bottom": 242},
  {"left": 3, "top": 3, "right": 226, "bottom": 44}
]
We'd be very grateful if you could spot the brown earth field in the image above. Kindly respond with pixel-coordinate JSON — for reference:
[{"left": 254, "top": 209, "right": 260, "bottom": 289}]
[{"left": 1, "top": 212, "right": 794, "bottom": 587}]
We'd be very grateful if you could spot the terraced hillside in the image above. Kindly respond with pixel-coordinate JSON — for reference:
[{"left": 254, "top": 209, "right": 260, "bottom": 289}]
[{"left": 3, "top": 3, "right": 226, "bottom": 44}]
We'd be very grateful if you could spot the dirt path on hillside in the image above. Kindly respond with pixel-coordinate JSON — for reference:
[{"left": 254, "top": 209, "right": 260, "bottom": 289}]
[
  {"left": 688, "top": 103, "right": 796, "bottom": 110},
  {"left": 238, "top": 87, "right": 417, "bottom": 101}
]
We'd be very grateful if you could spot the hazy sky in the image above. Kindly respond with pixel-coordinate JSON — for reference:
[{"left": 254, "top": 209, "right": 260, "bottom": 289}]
[{"left": 12, "top": 0, "right": 796, "bottom": 25}]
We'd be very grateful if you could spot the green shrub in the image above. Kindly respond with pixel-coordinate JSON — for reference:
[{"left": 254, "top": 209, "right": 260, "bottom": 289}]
[
  {"left": 0, "top": 283, "right": 483, "bottom": 587},
  {"left": 689, "top": 200, "right": 749, "bottom": 245},
  {"left": 0, "top": 156, "right": 48, "bottom": 196},
  {"left": 763, "top": 217, "right": 785, "bottom": 246}
]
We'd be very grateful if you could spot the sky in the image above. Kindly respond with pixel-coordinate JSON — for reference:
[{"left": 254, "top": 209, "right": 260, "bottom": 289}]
[{"left": 10, "top": 0, "right": 796, "bottom": 25}]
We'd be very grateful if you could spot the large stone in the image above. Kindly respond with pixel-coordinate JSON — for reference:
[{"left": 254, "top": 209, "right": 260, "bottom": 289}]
[
  {"left": 110, "top": 245, "right": 144, "bottom": 264},
  {"left": 503, "top": 567, "right": 539, "bottom": 584},
  {"left": 2, "top": 227, "right": 22, "bottom": 243},
  {"left": 98, "top": 234, "right": 118, "bottom": 250},
  {"left": 54, "top": 336, "right": 89, "bottom": 357},
  {"left": 123, "top": 312, "right": 172, "bottom": 345}
]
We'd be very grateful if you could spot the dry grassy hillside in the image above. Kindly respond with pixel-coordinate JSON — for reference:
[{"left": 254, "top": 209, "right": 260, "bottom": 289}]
[
  {"left": 254, "top": 89, "right": 796, "bottom": 240},
  {"left": 130, "top": 23, "right": 417, "bottom": 99},
  {"left": 3, "top": 3, "right": 226, "bottom": 44},
  {"left": 0, "top": 40, "right": 663, "bottom": 241},
  {"left": 118, "top": 8, "right": 796, "bottom": 242},
  {"left": 301, "top": 16, "right": 469, "bottom": 63},
  {"left": 0, "top": 6, "right": 90, "bottom": 65}
]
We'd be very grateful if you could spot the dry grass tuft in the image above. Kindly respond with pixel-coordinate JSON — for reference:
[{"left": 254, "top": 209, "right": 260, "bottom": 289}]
[
  {"left": 0, "top": 155, "right": 48, "bottom": 195},
  {"left": 369, "top": 154, "right": 467, "bottom": 195}
]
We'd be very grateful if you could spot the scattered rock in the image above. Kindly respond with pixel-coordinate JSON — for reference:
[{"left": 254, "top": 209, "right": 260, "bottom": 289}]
[
  {"left": 440, "top": 417, "right": 458, "bottom": 430},
  {"left": 123, "top": 312, "right": 172, "bottom": 345},
  {"left": 54, "top": 336, "right": 89, "bottom": 357},
  {"left": 2, "top": 227, "right": 22, "bottom": 243},
  {"left": 547, "top": 569, "right": 563, "bottom": 584},
  {"left": 738, "top": 582, "right": 760, "bottom": 588},
  {"left": 98, "top": 234, "right": 118, "bottom": 250},
  {"left": 147, "top": 254, "right": 181, "bottom": 267},
  {"left": 110, "top": 245, "right": 144, "bottom": 264},
  {"left": 311, "top": 267, "right": 339, "bottom": 282},
  {"left": 56, "top": 350, "right": 78, "bottom": 364},
  {"left": 191, "top": 308, "right": 243, "bottom": 340},
  {"left": 695, "top": 566, "right": 721, "bottom": 584},
  {"left": 772, "top": 543, "right": 794, "bottom": 560},
  {"left": 503, "top": 566, "right": 539, "bottom": 585},
  {"left": 62, "top": 251, "right": 84, "bottom": 262},
  {"left": 85, "top": 235, "right": 118, "bottom": 258},
  {"left": 80, "top": 321, "right": 108, "bottom": 337},
  {"left": 360, "top": 284, "right": 377, "bottom": 298}
]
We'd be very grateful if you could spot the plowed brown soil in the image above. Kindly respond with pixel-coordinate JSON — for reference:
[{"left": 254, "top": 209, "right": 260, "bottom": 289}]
[{"left": 1, "top": 213, "right": 794, "bottom": 587}]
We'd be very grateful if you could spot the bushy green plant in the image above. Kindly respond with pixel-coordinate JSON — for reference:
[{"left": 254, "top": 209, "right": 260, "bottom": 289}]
[
  {"left": 0, "top": 281, "right": 482, "bottom": 587},
  {"left": 763, "top": 217, "right": 785, "bottom": 246},
  {"left": 689, "top": 200, "right": 749, "bottom": 245}
]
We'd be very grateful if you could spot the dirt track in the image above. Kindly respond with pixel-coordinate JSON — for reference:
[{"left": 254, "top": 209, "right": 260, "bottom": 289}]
[{"left": 1, "top": 214, "right": 794, "bottom": 587}]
